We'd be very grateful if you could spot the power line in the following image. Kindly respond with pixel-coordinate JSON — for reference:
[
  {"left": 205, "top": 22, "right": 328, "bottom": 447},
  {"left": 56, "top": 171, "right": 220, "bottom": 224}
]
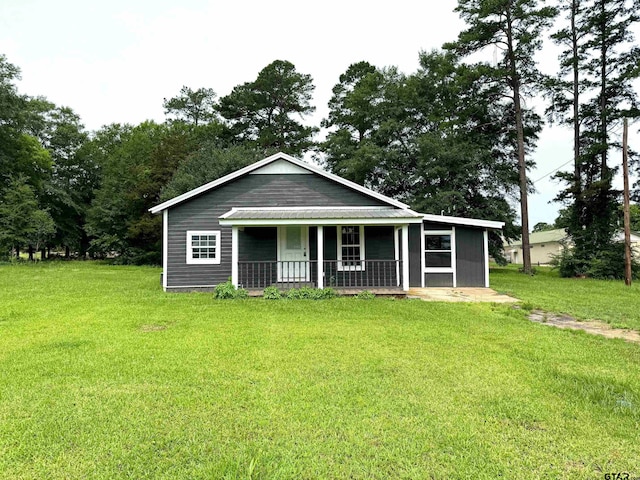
[{"left": 532, "top": 159, "right": 574, "bottom": 184}]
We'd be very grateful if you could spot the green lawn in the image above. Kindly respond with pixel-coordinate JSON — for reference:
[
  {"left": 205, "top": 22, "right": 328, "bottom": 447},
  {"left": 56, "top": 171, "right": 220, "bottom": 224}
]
[
  {"left": 0, "top": 262, "right": 639, "bottom": 479},
  {"left": 492, "top": 265, "right": 640, "bottom": 330}
]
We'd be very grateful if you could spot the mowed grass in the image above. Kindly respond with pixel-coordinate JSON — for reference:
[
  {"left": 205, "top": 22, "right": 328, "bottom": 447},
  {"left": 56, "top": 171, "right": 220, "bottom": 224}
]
[
  {"left": 491, "top": 265, "right": 640, "bottom": 330},
  {"left": 0, "top": 262, "right": 639, "bottom": 479}
]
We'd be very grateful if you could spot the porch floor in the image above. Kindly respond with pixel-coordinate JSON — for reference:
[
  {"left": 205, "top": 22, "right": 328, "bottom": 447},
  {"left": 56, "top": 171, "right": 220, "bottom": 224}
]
[
  {"left": 247, "top": 287, "right": 405, "bottom": 297},
  {"left": 407, "top": 287, "right": 519, "bottom": 303}
]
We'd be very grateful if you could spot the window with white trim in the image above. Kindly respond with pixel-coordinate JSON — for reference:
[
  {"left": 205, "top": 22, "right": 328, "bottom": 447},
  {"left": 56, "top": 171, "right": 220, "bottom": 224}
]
[
  {"left": 186, "top": 230, "right": 221, "bottom": 264},
  {"left": 338, "top": 225, "right": 365, "bottom": 270},
  {"left": 425, "top": 232, "right": 452, "bottom": 268}
]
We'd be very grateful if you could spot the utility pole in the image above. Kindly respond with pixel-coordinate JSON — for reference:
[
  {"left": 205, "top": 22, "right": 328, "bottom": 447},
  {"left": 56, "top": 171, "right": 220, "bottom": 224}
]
[{"left": 622, "top": 118, "right": 632, "bottom": 286}]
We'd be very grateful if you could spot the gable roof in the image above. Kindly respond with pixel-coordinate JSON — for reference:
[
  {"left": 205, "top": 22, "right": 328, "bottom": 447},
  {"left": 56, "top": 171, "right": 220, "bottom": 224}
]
[{"left": 149, "top": 152, "right": 409, "bottom": 214}]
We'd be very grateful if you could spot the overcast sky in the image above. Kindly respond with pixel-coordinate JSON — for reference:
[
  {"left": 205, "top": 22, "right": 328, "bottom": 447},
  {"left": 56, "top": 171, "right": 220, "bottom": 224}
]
[{"left": 1, "top": 0, "right": 637, "bottom": 228}]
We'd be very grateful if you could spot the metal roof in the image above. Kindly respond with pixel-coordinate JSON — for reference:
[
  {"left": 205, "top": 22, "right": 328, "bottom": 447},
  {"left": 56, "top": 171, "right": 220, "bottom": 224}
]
[
  {"left": 220, "top": 207, "right": 423, "bottom": 221},
  {"left": 510, "top": 228, "right": 567, "bottom": 247},
  {"left": 510, "top": 229, "right": 640, "bottom": 248}
]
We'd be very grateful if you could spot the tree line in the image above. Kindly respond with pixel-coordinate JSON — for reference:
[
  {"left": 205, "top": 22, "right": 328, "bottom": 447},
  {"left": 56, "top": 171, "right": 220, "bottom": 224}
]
[{"left": 1, "top": 0, "right": 638, "bottom": 277}]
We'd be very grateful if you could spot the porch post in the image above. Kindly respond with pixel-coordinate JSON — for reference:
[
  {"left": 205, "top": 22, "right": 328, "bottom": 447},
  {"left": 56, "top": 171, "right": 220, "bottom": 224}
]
[
  {"left": 483, "top": 229, "right": 489, "bottom": 287},
  {"left": 394, "top": 226, "right": 400, "bottom": 287},
  {"left": 401, "top": 224, "right": 410, "bottom": 291},
  {"left": 317, "top": 226, "right": 324, "bottom": 289},
  {"left": 231, "top": 226, "right": 239, "bottom": 287}
]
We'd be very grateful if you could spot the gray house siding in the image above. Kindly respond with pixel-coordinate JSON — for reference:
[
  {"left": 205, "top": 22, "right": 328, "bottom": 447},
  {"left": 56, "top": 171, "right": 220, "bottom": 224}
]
[
  {"left": 426, "top": 273, "right": 455, "bottom": 287},
  {"left": 422, "top": 221, "right": 487, "bottom": 288},
  {"left": 167, "top": 174, "right": 389, "bottom": 289},
  {"left": 408, "top": 224, "right": 422, "bottom": 287},
  {"left": 455, "top": 227, "right": 485, "bottom": 287}
]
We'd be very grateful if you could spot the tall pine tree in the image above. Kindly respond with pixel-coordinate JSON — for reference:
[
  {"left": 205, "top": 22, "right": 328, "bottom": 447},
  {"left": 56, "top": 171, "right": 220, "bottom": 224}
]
[
  {"left": 548, "top": 0, "right": 639, "bottom": 275},
  {"left": 445, "top": 0, "right": 557, "bottom": 274}
]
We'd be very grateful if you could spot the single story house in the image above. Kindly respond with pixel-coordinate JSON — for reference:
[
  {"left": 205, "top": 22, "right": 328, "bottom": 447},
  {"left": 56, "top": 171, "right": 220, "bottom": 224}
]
[
  {"left": 150, "top": 152, "right": 504, "bottom": 293},
  {"left": 507, "top": 228, "right": 640, "bottom": 265}
]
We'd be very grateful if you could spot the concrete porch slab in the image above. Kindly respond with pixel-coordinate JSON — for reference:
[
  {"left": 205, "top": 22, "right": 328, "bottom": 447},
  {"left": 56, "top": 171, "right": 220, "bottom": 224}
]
[{"left": 407, "top": 287, "right": 519, "bottom": 303}]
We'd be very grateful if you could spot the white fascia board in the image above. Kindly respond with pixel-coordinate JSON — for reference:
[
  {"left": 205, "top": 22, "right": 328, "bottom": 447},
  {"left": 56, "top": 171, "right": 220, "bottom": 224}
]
[
  {"left": 422, "top": 213, "right": 505, "bottom": 230},
  {"left": 219, "top": 217, "right": 423, "bottom": 227},
  {"left": 149, "top": 152, "right": 409, "bottom": 214}
]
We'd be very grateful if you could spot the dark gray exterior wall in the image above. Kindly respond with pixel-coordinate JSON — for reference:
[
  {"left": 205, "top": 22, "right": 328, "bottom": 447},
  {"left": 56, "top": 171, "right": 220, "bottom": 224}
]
[
  {"left": 426, "top": 273, "right": 454, "bottom": 287},
  {"left": 422, "top": 221, "right": 487, "bottom": 288},
  {"left": 408, "top": 224, "right": 422, "bottom": 287},
  {"left": 167, "top": 174, "right": 389, "bottom": 288},
  {"left": 455, "top": 227, "right": 485, "bottom": 287}
]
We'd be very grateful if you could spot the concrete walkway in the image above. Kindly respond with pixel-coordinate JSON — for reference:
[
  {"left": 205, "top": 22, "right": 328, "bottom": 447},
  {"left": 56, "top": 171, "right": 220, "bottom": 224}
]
[{"left": 407, "top": 287, "right": 519, "bottom": 303}]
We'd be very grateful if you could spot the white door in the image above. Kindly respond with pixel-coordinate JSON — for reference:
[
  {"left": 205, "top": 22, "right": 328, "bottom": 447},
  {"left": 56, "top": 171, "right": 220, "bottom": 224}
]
[{"left": 278, "top": 226, "right": 309, "bottom": 281}]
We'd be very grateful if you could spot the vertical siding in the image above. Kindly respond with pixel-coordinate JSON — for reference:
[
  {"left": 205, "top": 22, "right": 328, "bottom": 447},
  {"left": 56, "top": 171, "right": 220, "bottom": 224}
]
[
  {"left": 167, "top": 174, "right": 387, "bottom": 288},
  {"left": 455, "top": 227, "right": 486, "bottom": 287}
]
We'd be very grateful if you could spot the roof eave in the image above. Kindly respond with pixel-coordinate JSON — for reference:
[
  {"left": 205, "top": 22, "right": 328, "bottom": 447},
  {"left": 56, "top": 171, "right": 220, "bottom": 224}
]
[
  {"left": 219, "top": 217, "right": 424, "bottom": 226},
  {"left": 422, "top": 213, "right": 505, "bottom": 230}
]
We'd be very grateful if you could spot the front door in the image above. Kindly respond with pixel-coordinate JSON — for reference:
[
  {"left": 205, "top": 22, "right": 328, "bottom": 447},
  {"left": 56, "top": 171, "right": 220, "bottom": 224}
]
[{"left": 278, "top": 226, "right": 309, "bottom": 281}]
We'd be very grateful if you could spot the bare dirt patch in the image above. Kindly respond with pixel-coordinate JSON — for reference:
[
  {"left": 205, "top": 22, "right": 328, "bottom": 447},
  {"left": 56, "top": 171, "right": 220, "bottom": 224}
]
[{"left": 527, "top": 309, "right": 640, "bottom": 344}]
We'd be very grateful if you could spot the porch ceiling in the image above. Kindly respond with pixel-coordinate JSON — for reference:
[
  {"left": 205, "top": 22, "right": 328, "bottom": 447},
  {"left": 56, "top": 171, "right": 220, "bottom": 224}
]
[{"left": 219, "top": 207, "right": 423, "bottom": 225}]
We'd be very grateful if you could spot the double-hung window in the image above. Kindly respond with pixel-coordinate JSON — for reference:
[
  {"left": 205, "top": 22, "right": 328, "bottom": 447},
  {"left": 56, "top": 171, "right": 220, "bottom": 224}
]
[
  {"left": 424, "top": 231, "right": 452, "bottom": 268},
  {"left": 338, "top": 225, "right": 365, "bottom": 271},
  {"left": 186, "top": 230, "right": 221, "bottom": 264}
]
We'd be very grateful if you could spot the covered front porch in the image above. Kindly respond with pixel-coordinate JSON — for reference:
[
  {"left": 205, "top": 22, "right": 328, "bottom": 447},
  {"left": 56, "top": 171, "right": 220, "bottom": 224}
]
[{"left": 219, "top": 207, "right": 424, "bottom": 292}]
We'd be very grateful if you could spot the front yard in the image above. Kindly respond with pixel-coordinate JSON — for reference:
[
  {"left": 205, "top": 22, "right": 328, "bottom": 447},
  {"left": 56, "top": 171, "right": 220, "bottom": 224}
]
[{"left": 0, "top": 262, "right": 638, "bottom": 479}]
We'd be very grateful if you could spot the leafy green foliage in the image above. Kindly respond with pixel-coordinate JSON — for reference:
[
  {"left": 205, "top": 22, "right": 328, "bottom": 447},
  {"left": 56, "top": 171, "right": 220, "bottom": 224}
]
[
  {"left": 553, "top": 243, "right": 640, "bottom": 280},
  {"left": 356, "top": 290, "right": 375, "bottom": 300},
  {"left": 86, "top": 121, "right": 211, "bottom": 263},
  {"left": 285, "top": 287, "right": 336, "bottom": 300},
  {"left": 213, "top": 279, "right": 248, "bottom": 299},
  {"left": 321, "top": 54, "right": 528, "bottom": 260},
  {"left": 533, "top": 222, "right": 555, "bottom": 232},
  {"left": 263, "top": 285, "right": 283, "bottom": 300},
  {"left": 218, "top": 60, "right": 318, "bottom": 156},
  {"left": 0, "top": 176, "right": 54, "bottom": 257},
  {"left": 163, "top": 86, "right": 218, "bottom": 126},
  {"left": 160, "top": 144, "right": 263, "bottom": 201}
]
